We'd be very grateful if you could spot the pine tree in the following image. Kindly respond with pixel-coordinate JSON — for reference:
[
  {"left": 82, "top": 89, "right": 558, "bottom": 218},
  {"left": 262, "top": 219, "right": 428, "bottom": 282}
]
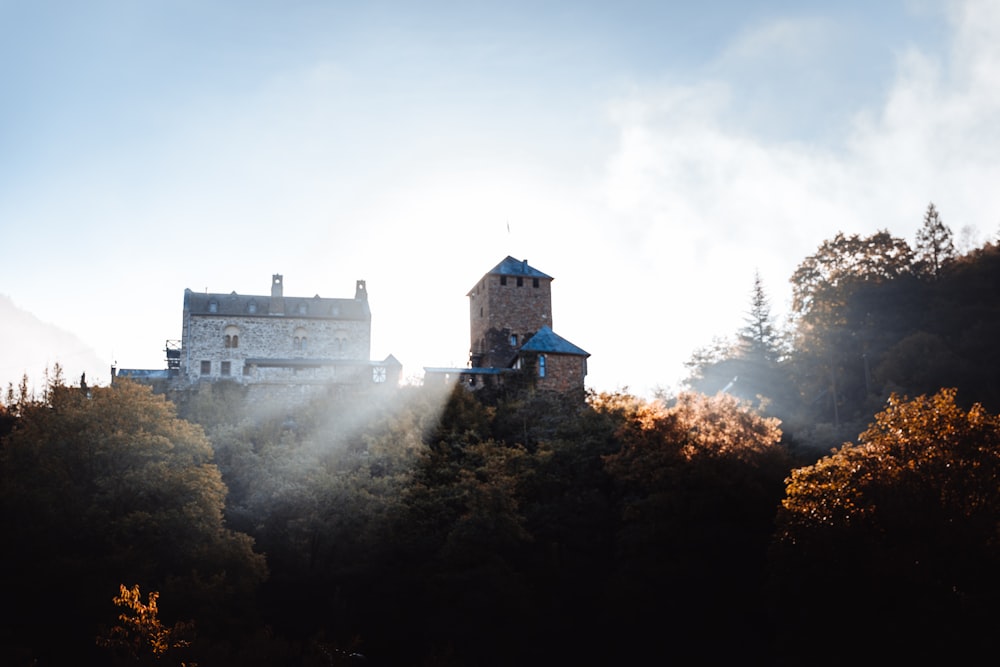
[
  {"left": 915, "top": 202, "right": 955, "bottom": 278},
  {"left": 739, "top": 270, "right": 782, "bottom": 364}
]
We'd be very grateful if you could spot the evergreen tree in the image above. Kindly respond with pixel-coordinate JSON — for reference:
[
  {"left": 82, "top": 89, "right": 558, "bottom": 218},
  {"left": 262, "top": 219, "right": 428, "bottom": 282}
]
[
  {"left": 915, "top": 202, "right": 955, "bottom": 278},
  {"left": 738, "top": 269, "right": 782, "bottom": 364}
]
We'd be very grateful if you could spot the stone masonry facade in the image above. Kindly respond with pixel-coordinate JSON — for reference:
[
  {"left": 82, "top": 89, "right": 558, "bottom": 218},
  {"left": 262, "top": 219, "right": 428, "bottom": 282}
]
[
  {"left": 468, "top": 258, "right": 553, "bottom": 369},
  {"left": 425, "top": 256, "right": 589, "bottom": 395},
  {"left": 177, "top": 275, "right": 399, "bottom": 388}
]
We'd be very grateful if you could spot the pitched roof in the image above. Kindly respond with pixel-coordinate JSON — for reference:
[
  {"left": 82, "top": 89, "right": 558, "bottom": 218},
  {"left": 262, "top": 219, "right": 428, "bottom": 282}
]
[
  {"left": 486, "top": 256, "right": 553, "bottom": 280},
  {"left": 518, "top": 326, "right": 589, "bottom": 357},
  {"left": 183, "top": 289, "right": 370, "bottom": 320}
]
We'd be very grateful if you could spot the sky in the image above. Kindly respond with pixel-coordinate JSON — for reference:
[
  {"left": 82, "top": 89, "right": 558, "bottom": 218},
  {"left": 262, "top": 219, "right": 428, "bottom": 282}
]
[{"left": 2, "top": 0, "right": 1000, "bottom": 398}]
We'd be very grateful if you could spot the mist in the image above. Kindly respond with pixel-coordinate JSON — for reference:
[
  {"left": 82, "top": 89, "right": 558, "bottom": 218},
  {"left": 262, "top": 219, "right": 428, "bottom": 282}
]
[{"left": 0, "top": 294, "right": 107, "bottom": 388}]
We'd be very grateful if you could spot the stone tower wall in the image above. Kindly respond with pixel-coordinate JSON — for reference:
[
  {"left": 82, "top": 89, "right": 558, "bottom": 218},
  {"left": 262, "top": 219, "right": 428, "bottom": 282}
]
[{"left": 468, "top": 275, "right": 552, "bottom": 368}]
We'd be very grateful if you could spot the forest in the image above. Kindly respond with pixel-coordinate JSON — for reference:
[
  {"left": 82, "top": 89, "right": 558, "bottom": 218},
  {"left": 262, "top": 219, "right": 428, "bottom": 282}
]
[{"left": 2, "top": 203, "right": 999, "bottom": 666}]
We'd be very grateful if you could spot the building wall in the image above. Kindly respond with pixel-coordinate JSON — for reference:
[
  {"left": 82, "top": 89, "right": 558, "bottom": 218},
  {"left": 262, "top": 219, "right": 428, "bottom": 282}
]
[
  {"left": 468, "top": 274, "right": 552, "bottom": 368},
  {"left": 181, "top": 312, "right": 371, "bottom": 384},
  {"left": 537, "top": 353, "right": 587, "bottom": 393}
]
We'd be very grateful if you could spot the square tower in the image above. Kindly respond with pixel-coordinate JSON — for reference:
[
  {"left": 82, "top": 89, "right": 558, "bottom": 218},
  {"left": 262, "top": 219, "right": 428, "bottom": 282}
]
[{"left": 467, "top": 256, "right": 553, "bottom": 368}]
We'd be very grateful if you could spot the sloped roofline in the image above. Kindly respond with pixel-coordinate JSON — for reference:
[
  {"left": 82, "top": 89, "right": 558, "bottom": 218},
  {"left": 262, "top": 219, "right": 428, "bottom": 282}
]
[
  {"left": 487, "top": 256, "right": 552, "bottom": 279},
  {"left": 467, "top": 256, "right": 553, "bottom": 295},
  {"left": 518, "top": 325, "right": 590, "bottom": 357}
]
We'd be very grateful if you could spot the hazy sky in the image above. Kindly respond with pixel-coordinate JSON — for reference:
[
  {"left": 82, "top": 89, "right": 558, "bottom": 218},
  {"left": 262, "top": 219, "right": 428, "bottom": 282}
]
[{"left": 3, "top": 0, "right": 999, "bottom": 396}]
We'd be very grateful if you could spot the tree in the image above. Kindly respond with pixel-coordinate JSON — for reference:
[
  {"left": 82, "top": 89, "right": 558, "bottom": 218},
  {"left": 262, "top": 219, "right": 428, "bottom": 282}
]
[
  {"left": 602, "top": 392, "right": 789, "bottom": 664},
  {"left": 0, "top": 377, "right": 265, "bottom": 663},
  {"left": 684, "top": 274, "right": 796, "bottom": 420},
  {"left": 788, "top": 231, "right": 916, "bottom": 428},
  {"left": 770, "top": 388, "right": 1000, "bottom": 663},
  {"left": 739, "top": 269, "right": 783, "bottom": 364},
  {"left": 790, "top": 230, "right": 914, "bottom": 321},
  {"left": 98, "top": 584, "right": 195, "bottom": 666},
  {"left": 915, "top": 202, "right": 955, "bottom": 278}
]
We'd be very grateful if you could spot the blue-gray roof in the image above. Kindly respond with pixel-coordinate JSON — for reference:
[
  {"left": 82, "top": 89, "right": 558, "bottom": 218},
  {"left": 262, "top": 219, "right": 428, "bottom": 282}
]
[
  {"left": 116, "top": 369, "right": 172, "bottom": 379},
  {"left": 423, "top": 366, "right": 508, "bottom": 375},
  {"left": 518, "top": 326, "right": 589, "bottom": 357},
  {"left": 183, "top": 290, "right": 370, "bottom": 320},
  {"left": 486, "top": 256, "right": 552, "bottom": 280}
]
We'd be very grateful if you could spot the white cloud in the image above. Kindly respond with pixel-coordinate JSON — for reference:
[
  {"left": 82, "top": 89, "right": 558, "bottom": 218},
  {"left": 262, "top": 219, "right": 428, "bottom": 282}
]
[{"left": 589, "top": 0, "right": 1000, "bottom": 395}]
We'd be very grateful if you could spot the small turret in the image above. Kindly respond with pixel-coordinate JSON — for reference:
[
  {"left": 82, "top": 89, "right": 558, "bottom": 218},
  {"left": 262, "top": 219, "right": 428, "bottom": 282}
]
[
  {"left": 270, "top": 274, "right": 285, "bottom": 314},
  {"left": 355, "top": 280, "right": 368, "bottom": 301}
]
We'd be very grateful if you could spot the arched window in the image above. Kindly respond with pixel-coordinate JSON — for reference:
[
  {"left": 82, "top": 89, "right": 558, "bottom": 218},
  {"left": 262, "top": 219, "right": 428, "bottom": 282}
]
[
  {"left": 223, "top": 325, "right": 240, "bottom": 348},
  {"left": 293, "top": 327, "right": 308, "bottom": 352},
  {"left": 334, "top": 331, "right": 348, "bottom": 354}
]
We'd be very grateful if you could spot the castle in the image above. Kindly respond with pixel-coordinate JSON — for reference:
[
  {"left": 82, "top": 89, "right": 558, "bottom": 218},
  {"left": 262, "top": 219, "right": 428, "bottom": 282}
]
[
  {"left": 116, "top": 257, "right": 588, "bottom": 395},
  {"left": 115, "top": 274, "right": 401, "bottom": 392},
  {"left": 424, "top": 256, "right": 589, "bottom": 393}
]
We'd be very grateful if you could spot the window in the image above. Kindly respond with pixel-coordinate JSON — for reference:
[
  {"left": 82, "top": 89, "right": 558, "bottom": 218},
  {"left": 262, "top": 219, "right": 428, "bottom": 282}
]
[
  {"left": 293, "top": 327, "right": 308, "bottom": 351},
  {"left": 200, "top": 360, "right": 211, "bottom": 375},
  {"left": 247, "top": 301, "right": 258, "bottom": 314},
  {"left": 538, "top": 355, "right": 546, "bottom": 378},
  {"left": 298, "top": 303, "right": 308, "bottom": 315},
  {"left": 373, "top": 366, "right": 387, "bottom": 383},
  {"left": 221, "top": 361, "right": 231, "bottom": 376},
  {"left": 243, "top": 364, "right": 252, "bottom": 376},
  {"left": 516, "top": 277, "right": 523, "bottom": 287},
  {"left": 533, "top": 278, "right": 539, "bottom": 288},
  {"left": 500, "top": 276, "right": 507, "bottom": 286},
  {"left": 208, "top": 301, "right": 218, "bottom": 313},
  {"left": 224, "top": 325, "right": 240, "bottom": 348},
  {"left": 510, "top": 334, "right": 518, "bottom": 346}
]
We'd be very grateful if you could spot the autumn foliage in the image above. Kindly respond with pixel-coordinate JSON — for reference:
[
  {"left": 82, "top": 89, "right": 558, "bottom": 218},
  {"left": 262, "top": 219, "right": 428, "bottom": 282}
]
[{"left": 772, "top": 388, "right": 1000, "bottom": 663}]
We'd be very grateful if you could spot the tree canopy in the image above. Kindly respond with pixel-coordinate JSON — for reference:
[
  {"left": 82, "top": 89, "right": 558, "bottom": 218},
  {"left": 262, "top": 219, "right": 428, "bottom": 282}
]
[
  {"left": 771, "top": 388, "right": 1000, "bottom": 663},
  {"left": 0, "top": 377, "right": 265, "bottom": 664}
]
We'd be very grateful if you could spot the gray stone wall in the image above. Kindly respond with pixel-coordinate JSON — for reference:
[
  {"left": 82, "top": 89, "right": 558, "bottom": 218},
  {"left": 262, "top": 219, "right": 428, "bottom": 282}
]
[{"left": 180, "top": 311, "right": 371, "bottom": 384}]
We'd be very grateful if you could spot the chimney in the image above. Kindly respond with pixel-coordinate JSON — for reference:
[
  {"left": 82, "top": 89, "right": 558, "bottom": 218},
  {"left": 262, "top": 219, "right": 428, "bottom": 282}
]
[{"left": 270, "top": 274, "right": 285, "bottom": 314}]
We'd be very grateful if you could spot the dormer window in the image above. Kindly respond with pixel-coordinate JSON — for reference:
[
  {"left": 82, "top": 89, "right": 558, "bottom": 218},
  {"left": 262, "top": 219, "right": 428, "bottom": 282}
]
[
  {"left": 208, "top": 300, "right": 218, "bottom": 313},
  {"left": 247, "top": 301, "right": 258, "bottom": 314},
  {"left": 298, "top": 303, "right": 308, "bottom": 315}
]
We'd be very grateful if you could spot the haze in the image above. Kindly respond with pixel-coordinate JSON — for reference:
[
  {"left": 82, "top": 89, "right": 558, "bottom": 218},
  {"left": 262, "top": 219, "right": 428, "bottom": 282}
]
[{"left": 3, "top": 0, "right": 999, "bottom": 395}]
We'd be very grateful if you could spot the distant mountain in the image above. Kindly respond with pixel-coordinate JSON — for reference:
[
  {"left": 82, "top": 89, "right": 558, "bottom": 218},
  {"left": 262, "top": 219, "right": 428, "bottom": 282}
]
[{"left": 0, "top": 294, "right": 107, "bottom": 390}]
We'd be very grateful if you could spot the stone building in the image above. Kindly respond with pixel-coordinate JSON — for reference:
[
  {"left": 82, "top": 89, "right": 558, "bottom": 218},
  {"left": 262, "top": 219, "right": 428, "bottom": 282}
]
[
  {"left": 425, "top": 256, "right": 589, "bottom": 393},
  {"left": 115, "top": 274, "right": 401, "bottom": 392}
]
